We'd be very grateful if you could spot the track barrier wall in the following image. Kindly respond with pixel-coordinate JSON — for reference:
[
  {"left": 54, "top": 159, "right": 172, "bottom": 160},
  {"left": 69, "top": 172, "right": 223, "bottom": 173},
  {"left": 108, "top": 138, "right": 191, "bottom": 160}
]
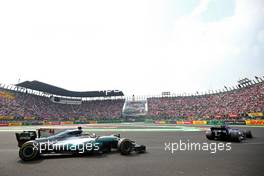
[
  {"left": 153, "top": 119, "right": 264, "bottom": 126},
  {"left": 0, "top": 119, "right": 264, "bottom": 127}
]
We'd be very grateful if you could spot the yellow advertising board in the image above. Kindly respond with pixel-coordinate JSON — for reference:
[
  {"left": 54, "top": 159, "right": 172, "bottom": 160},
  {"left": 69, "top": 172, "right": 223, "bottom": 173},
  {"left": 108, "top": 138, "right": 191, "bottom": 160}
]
[
  {"left": 8, "top": 122, "right": 22, "bottom": 126},
  {"left": 192, "top": 121, "right": 207, "bottom": 125}
]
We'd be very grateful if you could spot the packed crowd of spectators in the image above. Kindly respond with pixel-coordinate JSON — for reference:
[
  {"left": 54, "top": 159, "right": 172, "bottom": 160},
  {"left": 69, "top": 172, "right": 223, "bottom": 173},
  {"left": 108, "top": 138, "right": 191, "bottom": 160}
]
[
  {"left": 148, "top": 81, "right": 264, "bottom": 119},
  {"left": 1, "top": 80, "right": 264, "bottom": 122},
  {"left": 0, "top": 88, "right": 125, "bottom": 121}
]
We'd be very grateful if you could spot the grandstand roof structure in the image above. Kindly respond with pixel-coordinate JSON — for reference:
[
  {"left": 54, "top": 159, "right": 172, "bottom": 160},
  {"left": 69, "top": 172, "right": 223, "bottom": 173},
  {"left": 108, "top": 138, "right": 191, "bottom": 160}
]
[{"left": 16, "top": 81, "right": 124, "bottom": 98}]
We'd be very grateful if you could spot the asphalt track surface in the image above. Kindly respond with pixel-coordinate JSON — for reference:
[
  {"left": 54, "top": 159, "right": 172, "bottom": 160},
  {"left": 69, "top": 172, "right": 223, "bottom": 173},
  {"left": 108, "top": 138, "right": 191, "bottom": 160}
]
[{"left": 0, "top": 125, "right": 264, "bottom": 176}]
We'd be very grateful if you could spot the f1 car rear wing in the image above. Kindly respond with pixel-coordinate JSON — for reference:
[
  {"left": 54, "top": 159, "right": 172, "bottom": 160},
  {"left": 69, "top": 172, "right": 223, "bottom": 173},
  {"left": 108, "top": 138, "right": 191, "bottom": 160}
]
[
  {"left": 15, "top": 127, "right": 82, "bottom": 147},
  {"left": 15, "top": 131, "right": 37, "bottom": 147},
  {"left": 15, "top": 128, "right": 61, "bottom": 147}
]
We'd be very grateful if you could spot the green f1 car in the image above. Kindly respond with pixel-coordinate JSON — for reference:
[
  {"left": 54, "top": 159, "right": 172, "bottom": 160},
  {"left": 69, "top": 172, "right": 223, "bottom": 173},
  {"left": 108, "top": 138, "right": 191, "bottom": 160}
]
[{"left": 15, "top": 127, "right": 146, "bottom": 161}]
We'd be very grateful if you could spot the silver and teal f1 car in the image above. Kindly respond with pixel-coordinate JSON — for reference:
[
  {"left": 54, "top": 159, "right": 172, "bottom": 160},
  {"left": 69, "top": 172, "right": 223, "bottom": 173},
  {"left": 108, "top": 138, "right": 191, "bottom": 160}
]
[{"left": 15, "top": 127, "right": 146, "bottom": 161}]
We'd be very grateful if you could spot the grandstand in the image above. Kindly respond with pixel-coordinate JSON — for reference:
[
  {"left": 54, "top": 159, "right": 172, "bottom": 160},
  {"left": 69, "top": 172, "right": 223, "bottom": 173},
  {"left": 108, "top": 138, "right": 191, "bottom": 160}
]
[
  {"left": 147, "top": 79, "right": 264, "bottom": 120},
  {"left": 0, "top": 78, "right": 263, "bottom": 125},
  {"left": 0, "top": 81, "right": 125, "bottom": 124}
]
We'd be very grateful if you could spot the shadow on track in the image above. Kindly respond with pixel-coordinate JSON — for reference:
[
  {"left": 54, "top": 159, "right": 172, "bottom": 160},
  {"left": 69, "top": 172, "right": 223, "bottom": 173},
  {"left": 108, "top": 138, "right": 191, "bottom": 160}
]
[{"left": 17, "top": 150, "right": 147, "bottom": 163}]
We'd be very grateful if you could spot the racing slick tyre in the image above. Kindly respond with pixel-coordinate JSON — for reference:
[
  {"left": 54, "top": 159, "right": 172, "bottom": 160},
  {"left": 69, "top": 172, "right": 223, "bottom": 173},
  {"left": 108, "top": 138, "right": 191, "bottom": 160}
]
[
  {"left": 229, "top": 132, "right": 242, "bottom": 142},
  {"left": 118, "top": 138, "right": 133, "bottom": 155},
  {"left": 19, "top": 142, "right": 40, "bottom": 161},
  {"left": 243, "top": 130, "right": 253, "bottom": 138},
  {"left": 205, "top": 130, "right": 214, "bottom": 140}
]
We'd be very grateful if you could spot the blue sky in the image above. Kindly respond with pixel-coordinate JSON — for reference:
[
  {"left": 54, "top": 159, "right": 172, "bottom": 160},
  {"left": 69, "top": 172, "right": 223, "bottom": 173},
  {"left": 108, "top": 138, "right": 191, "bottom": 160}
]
[
  {"left": 202, "top": 0, "right": 235, "bottom": 22},
  {"left": 0, "top": 0, "right": 263, "bottom": 96}
]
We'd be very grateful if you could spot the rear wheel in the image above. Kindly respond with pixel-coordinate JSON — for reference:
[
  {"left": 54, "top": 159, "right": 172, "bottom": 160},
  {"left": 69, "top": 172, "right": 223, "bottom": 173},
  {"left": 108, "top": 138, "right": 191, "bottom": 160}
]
[
  {"left": 229, "top": 132, "right": 242, "bottom": 142},
  {"left": 118, "top": 138, "right": 133, "bottom": 155},
  {"left": 19, "top": 142, "right": 39, "bottom": 161}
]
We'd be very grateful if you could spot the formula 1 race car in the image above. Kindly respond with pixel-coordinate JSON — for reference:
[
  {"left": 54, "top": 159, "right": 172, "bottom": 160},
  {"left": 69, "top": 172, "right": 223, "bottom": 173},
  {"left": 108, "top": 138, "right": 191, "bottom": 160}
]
[
  {"left": 206, "top": 126, "right": 253, "bottom": 142},
  {"left": 15, "top": 127, "right": 146, "bottom": 161}
]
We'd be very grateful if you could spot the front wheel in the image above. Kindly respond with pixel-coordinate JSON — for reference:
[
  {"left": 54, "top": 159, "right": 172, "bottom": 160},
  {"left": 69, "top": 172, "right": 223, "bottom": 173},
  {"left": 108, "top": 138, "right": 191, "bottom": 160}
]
[
  {"left": 243, "top": 130, "right": 253, "bottom": 138},
  {"left": 118, "top": 138, "right": 133, "bottom": 155},
  {"left": 19, "top": 142, "right": 40, "bottom": 161}
]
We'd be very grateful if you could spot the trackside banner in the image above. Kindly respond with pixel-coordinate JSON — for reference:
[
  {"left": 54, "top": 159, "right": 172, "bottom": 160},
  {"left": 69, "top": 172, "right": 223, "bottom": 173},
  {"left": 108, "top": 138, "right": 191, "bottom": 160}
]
[
  {"left": 22, "top": 122, "right": 33, "bottom": 126},
  {"left": 23, "top": 116, "right": 35, "bottom": 120},
  {"left": 224, "top": 120, "right": 246, "bottom": 125},
  {"left": 22, "top": 121, "right": 44, "bottom": 126},
  {"left": 168, "top": 120, "right": 176, "bottom": 124},
  {"left": 144, "top": 119, "right": 154, "bottom": 123},
  {"left": 32, "top": 121, "right": 44, "bottom": 125},
  {"left": 0, "top": 123, "right": 8, "bottom": 126},
  {"left": 8, "top": 122, "right": 22, "bottom": 126},
  {"left": 96, "top": 119, "right": 123, "bottom": 123},
  {"left": 89, "top": 121, "right": 97, "bottom": 124},
  {"left": 154, "top": 120, "right": 206, "bottom": 125},
  {"left": 207, "top": 120, "right": 225, "bottom": 126},
  {"left": 246, "top": 120, "right": 264, "bottom": 125},
  {"left": 74, "top": 121, "right": 87, "bottom": 124},
  {"left": 48, "top": 122, "right": 61, "bottom": 125},
  {"left": 155, "top": 120, "right": 166, "bottom": 124},
  {"left": 192, "top": 121, "right": 207, "bottom": 125},
  {"left": 60, "top": 121, "right": 74, "bottom": 125},
  {"left": 176, "top": 121, "right": 192, "bottom": 125}
]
